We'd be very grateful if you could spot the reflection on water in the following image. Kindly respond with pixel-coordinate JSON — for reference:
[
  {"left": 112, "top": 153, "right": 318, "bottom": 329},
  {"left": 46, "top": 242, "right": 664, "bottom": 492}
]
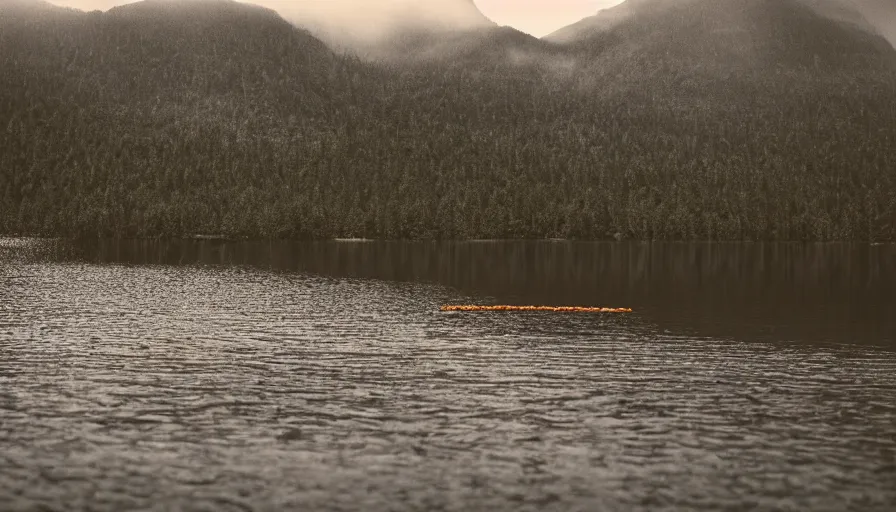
[
  {"left": 1, "top": 238, "right": 895, "bottom": 511},
  {"left": 51, "top": 239, "right": 896, "bottom": 345}
]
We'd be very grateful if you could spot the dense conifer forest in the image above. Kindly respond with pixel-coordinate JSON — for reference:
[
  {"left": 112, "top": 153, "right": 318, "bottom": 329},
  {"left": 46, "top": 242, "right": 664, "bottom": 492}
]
[{"left": 1, "top": 0, "right": 895, "bottom": 240}]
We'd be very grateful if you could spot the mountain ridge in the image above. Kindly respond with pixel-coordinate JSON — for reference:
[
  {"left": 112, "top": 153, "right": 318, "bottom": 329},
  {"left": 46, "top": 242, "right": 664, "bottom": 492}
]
[
  {"left": 2, "top": 0, "right": 895, "bottom": 241},
  {"left": 545, "top": 0, "right": 896, "bottom": 49}
]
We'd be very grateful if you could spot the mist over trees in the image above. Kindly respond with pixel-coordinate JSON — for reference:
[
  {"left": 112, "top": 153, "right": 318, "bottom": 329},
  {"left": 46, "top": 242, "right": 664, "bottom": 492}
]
[{"left": 1, "top": 0, "right": 895, "bottom": 241}]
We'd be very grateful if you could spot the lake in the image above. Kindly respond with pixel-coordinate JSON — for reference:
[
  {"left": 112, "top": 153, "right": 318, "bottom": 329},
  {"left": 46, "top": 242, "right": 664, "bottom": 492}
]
[{"left": 1, "top": 238, "right": 895, "bottom": 511}]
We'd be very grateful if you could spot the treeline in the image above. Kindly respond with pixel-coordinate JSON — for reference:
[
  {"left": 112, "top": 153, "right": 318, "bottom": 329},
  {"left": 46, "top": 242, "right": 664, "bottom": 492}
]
[{"left": 1, "top": 0, "right": 895, "bottom": 241}]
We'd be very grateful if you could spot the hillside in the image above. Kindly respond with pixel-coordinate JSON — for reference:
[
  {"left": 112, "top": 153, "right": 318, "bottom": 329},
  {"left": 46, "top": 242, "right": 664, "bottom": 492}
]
[
  {"left": 543, "top": 0, "right": 644, "bottom": 44},
  {"left": 546, "top": 0, "right": 895, "bottom": 48},
  {"left": 555, "top": 0, "right": 896, "bottom": 92},
  {"left": 0, "top": 0, "right": 362, "bottom": 235},
  {"left": 2, "top": 0, "right": 338, "bottom": 102},
  {"left": 1, "top": 0, "right": 896, "bottom": 241}
]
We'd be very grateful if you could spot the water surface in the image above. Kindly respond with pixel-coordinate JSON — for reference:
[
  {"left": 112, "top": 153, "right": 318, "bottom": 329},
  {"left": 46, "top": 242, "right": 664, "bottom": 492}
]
[{"left": 1, "top": 239, "right": 894, "bottom": 511}]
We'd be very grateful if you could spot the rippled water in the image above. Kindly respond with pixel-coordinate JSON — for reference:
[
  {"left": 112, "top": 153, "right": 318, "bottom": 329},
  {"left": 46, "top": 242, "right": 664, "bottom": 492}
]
[{"left": 1, "top": 238, "right": 895, "bottom": 511}]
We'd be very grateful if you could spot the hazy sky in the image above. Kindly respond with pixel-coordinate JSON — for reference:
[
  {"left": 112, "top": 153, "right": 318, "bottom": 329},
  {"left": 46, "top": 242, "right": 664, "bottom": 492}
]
[
  {"left": 476, "top": 0, "right": 624, "bottom": 36},
  {"left": 48, "top": 0, "right": 625, "bottom": 37}
]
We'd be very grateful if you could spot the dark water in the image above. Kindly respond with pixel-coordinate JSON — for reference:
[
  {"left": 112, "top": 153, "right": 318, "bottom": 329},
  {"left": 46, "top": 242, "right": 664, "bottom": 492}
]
[{"left": 1, "top": 238, "right": 895, "bottom": 511}]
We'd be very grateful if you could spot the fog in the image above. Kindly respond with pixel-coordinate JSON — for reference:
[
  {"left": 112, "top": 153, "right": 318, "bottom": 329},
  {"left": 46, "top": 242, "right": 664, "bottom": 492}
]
[
  {"left": 46, "top": 0, "right": 495, "bottom": 40},
  {"left": 39, "top": 0, "right": 896, "bottom": 48},
  {"left": 254, "top": 0, "right": 494, "bottom": 41},
  {"left": 43, "top": 1, "right": 624, "bottom": 38},
  {"left": 851, "top": 0, "right": 896, "bottom": 45},
  {"left": 476, "top": 0, "right": 625, "bottom": 37}
]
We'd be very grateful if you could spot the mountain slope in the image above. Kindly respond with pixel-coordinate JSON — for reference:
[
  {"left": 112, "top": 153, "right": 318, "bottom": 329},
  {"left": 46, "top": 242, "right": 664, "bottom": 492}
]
[
  {"left": 1, "top": 0, "right": 339, "bottom": 106},
  {"left": 2, "top": 0, "right": 896, "bottom": 241},
  {"left": 0, "top": 0, "right": 363, "bottom": 236},
  {"left": 543, "top": 0, "right": 644, "bottom": 43},
  {"left": 547, "top": 0, "right": 896, "bottom": 98},
  {"left": 539, "top": 0, "right": 896, "bottom": 241},
  {"left": 547, "top": 0, "right": 895, "bottom": 48}
]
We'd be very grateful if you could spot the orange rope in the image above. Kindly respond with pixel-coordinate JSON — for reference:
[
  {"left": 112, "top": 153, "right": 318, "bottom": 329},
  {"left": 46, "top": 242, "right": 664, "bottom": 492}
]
[{"left": 440, "top": 305, "right": 633, "bottom": 313}]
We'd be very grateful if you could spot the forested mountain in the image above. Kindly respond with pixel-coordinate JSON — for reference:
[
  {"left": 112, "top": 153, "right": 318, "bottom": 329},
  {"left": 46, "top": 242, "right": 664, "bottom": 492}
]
[
  {"left": 546, "top": 0, "right": 896, "bottom": 48},
  {"left": 2, "top": 0, "right": 338, "bottom": 103},
  {"left": 553, "top": 0, "right": 895, "bottom": 96},
  {"left": 1, "top": 0, "right": 895, "bottom": 241},
  {"left": 544, "top": 0, "right": 643, "bottom": 44}
]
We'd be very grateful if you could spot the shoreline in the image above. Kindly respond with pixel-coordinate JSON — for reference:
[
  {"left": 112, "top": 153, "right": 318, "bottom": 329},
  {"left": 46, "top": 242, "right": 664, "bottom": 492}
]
[{"left": 0, "top": 235, "right": 892, "bottom": 246}]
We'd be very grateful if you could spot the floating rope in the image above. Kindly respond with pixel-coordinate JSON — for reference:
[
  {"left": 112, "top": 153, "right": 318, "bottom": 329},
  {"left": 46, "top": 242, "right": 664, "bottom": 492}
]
[{"left": 440, "top": 305, "right": 633, "bottom": 313}]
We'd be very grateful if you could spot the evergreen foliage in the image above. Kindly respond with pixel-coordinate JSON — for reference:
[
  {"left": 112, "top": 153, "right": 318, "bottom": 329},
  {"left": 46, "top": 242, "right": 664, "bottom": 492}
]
[{"left": 1, "top": 0, "right": 895, "bottom": 240}]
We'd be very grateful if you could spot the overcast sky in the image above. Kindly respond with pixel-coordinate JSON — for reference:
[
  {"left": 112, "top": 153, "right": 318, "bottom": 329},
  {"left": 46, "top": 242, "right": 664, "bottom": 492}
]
[
  {"left": 476, "top": 0, "right": 624, "bottom": 36},
  {"left": 47, "top": 0, "right": 626, "bottom": 37}
]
